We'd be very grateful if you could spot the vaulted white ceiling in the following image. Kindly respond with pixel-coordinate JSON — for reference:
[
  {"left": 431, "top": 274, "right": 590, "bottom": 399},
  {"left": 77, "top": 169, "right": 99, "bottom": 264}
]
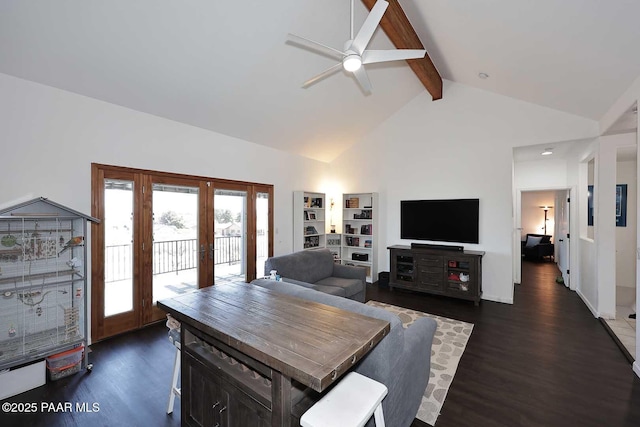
[{"left": 1, "top": 1, "right": 639, "bottom": 162}]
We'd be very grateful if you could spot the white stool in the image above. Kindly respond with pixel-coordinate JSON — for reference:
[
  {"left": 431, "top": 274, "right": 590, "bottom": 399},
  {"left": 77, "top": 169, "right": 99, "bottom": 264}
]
[
  {"left": 166, "top": 329, "right": 181, "bottom": 414},
  {"left": 300, "top": 372, "right": 388, "bottom": 427}
]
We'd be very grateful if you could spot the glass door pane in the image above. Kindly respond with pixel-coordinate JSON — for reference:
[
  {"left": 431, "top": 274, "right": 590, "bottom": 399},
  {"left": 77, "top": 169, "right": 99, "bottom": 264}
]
[
  {"left": 104, "top": 179, "right": 134, "bottom": 317},
  {"left": 256, "top": 192, "right": 270, "bottom": 278},
  {"left": 152, "top": 183, "right": 199, "bottom": 305},
  {"left": 214, "top": 189, "right": 247, "bottom": 283}
]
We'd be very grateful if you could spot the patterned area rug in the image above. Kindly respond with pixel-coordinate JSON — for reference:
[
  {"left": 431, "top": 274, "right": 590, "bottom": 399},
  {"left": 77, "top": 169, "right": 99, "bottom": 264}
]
[{"left": 366, "top": 301, "right": 473, "bottom": 426}]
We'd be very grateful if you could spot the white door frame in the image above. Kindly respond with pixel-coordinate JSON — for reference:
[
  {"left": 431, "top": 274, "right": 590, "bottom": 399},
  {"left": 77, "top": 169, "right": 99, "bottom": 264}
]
[{"left": 514, "top": 186, "right": 578, "bottom": 291}]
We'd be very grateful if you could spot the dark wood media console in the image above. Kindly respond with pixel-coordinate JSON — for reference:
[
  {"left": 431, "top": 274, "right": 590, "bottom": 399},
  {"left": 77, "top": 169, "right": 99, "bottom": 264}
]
[{"left": 388, "top": 245, "right": 485, "bottom": 306}]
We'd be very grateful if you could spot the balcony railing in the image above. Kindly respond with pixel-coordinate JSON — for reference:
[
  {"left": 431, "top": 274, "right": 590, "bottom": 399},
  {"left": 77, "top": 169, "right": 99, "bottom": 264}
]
[{"left": 105, "top": 234, "right": 268, "bottom": 283}]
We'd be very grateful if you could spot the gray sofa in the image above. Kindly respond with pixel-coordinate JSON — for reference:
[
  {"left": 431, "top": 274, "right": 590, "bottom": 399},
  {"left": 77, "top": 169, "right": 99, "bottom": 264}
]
[
  {"left": 251, "top": 278, "right": 437, "bottom": 427},
  {"left": 264, "top": 248, "right": 366, "bottom": 302}
]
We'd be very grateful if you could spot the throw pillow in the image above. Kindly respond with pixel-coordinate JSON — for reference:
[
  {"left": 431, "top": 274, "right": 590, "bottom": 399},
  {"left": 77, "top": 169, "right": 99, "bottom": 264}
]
[{"left": 525, "top": 235, "right": 542, "bottom": 248}]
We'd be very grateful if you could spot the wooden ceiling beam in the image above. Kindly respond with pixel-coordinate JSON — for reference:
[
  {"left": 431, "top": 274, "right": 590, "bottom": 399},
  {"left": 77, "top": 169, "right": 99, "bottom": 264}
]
[{"left": 362, "top": 0, "right": 442, "bottom": 100}]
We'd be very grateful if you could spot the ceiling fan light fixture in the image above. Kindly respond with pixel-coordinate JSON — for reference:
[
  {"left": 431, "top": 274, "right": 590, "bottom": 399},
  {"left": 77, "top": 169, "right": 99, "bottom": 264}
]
[{"left": 343, "top": 54, "right": 362, "bottom": 72}]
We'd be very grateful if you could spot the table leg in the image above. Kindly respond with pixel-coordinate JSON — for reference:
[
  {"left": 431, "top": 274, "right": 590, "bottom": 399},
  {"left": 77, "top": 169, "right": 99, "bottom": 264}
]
[{"left": 271, "top": 371, "right": 292, "bottom": 427}]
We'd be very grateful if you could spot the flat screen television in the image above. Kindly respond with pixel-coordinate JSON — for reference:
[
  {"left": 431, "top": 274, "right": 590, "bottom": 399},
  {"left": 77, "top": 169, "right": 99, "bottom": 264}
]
[{"left": 401, "top": 199, "right": 479, "bottom": 244}]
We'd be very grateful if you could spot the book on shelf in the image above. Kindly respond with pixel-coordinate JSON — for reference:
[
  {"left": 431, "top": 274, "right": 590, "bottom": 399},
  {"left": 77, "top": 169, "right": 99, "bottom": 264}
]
[
  {"left": 345, "top": 197, "right": 359, "bottom": 208},
  {"left": 360, "top": 224, "right": 372, "bottom": 235},
  {"left": 364, "top": 239, "right": 372, "bottom": 248},
  {"left": 304, "top": 236, "right": 320, "bottom": 248},
  {"left": 310, "top": 197, "right": 323, "bottom": 208},
  {"left": 353, "top": 210, "right": 372, "bottom": 219},
  {"left": 346, "top": 236, "right": 360, "bottom": 247},
  {"left": 305, "top": 226, "right": 318, "bottom": 236}
]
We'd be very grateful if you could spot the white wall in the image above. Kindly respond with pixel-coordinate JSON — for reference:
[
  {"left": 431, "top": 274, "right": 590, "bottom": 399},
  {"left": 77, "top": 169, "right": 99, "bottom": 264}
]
[
  {"left": 597, "top": 134, "right": 636, "bottom": 319},
  {"left": 0, "top": 73, "right": 330, "bottom": 256},
  {"left": 514, "top": 158, "right": 568, "bottom": 190},
  {"left": 616, "top": 159, "right": 637, "bottom": 290},
  {"left": 0, "top": 73, "right": 332, "bottom": 339},
  {"left": 330, "top": 80, "right": 599, "bottom": 304}
]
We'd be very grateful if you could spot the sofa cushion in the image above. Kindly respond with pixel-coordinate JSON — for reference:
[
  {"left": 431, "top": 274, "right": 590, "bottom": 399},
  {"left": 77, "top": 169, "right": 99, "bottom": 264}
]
[
  {"left": 315, "top": 276, "right": 362, "bottom": 298},
  {"left": 266, "top": 249, "right": 334, "bottom": 284},
  {"left": 282, "top": 277, "right": 346, "bottom": 297},
  {"left": 525, "top": 235, "right": 542, "bottom": 247}
]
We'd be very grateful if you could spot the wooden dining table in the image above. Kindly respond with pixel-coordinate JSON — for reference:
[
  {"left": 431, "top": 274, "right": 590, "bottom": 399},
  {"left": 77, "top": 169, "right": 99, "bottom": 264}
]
[{"left": 157, "top": 282, "right": 390, "bottom": 427}]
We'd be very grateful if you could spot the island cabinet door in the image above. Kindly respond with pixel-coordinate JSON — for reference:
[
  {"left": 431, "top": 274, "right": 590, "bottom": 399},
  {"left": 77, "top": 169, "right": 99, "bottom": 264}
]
[
  {"left": 182, "top": 350, "right": 271, "bottom": 427},
  {"left": 183, "top": 352, "right": 229, "bottom": 427},
  {"left": 225, "top": 383, "right": 271, "bottom": 427}
]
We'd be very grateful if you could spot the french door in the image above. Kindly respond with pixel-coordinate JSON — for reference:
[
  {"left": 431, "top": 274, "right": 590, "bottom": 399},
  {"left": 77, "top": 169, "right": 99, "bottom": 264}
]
[{"left": 91, "top": 164, "right": 273, "bottom": 341}]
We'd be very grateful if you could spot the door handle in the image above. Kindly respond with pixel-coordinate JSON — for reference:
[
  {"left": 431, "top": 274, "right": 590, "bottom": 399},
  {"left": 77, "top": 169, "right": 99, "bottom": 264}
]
[
  {"left": 209, "top": 243, "right": 214, "bottom": 260},
  {"left": 558, "top": 239, "right": 564, "bottom": 242},
  {"left": 200, "top": 245, "right": 206, "bottom": 261}
]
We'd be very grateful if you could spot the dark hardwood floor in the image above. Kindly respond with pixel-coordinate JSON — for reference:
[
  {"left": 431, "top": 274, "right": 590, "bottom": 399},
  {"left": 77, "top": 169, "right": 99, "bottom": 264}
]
[
  {"left": 385, "top": 260, "right": 640, "bottom": 427},
  {"left": 2, "top": 260, "right": 640, "bottom": 426}
]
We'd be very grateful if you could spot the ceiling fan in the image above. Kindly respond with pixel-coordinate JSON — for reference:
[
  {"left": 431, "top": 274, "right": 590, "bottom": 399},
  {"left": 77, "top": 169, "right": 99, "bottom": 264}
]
[{"left": 288, "top": 0, "right": 426, "bottom": 94}]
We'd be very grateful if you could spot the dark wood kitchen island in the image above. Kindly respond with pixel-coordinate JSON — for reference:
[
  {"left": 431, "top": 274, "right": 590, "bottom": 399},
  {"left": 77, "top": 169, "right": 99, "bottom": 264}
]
[{"left": 157, "top": 282, "right": 390, "bottom": 427}]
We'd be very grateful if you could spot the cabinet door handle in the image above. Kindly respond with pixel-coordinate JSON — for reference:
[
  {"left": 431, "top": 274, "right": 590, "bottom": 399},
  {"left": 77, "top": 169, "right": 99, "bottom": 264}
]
[
  {"left": 211, "top": 401, "right": 220, "bottom": 409},
  {"left": 219, "top": 405, "right": 227, "bottom": 414}
]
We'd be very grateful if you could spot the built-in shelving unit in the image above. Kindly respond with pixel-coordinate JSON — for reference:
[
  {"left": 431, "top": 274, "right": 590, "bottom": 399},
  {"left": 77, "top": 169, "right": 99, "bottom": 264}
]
[
  {"left": 293, "top": 191, "right": 326, "bottom": 252},
  {"left": 341, "top": 192, "right": 378, "bottom": 283}
]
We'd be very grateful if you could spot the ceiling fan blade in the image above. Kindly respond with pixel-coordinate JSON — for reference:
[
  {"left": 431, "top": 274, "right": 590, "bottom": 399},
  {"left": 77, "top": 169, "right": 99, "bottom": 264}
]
[
  {"left": 302, "top": 63, "right": 343, "bottom": 88},
  {"left": 350, "top": 0, "right": 389, "bottom": 54},
  {"left": 287, "top": 33, "right": 345, "bottom": 60},
  {"left": 353, "top": 66, "right": 372, "bottom": 94},
  {"left": 362, "top": 49, "right": 426, "bottom": 64}
]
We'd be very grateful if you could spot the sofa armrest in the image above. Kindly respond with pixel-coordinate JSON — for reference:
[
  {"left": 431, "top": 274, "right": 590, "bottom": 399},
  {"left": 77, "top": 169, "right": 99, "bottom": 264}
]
[
  {"left": 383, "top": 316, "right": 437, "bottom": 427},
  {"left": 332, "top": 263, "right": 367, "bottom": 282}
]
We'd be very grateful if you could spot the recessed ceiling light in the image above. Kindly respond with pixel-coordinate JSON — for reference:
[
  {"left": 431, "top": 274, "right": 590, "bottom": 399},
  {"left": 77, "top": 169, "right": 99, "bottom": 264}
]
[
  {"left": 541, "top": 148, "right": 553, "bottom": 156},
  {"left": 633, "top": 105, "right": 638, "bottom": 114},
  {"left": 478, "top": 72, "right": 489, "bottom": 79}
]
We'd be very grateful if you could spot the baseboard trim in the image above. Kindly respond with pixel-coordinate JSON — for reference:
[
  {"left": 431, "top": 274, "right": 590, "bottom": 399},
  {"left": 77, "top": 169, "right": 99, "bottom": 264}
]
[
  {"left": 482, "top": 294, "right": 513, "bottom": 305},
  {"left": 576, "top": 289, "right": 599, "bottom": 318}
]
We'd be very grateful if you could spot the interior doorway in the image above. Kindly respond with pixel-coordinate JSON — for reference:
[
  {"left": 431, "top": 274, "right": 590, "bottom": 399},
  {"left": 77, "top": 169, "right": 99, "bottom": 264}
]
[{"left": 515, "top": 188, "right": 573, "bottom": 289}]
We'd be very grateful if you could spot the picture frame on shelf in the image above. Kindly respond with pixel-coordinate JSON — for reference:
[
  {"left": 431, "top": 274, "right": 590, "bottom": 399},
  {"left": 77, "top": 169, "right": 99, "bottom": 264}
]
[
  {"left": 308, "top": 211, "right": 317, "bottom": 220},
  {"left": 310, "top": 198, "right": 323, "bottom": 208}
]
